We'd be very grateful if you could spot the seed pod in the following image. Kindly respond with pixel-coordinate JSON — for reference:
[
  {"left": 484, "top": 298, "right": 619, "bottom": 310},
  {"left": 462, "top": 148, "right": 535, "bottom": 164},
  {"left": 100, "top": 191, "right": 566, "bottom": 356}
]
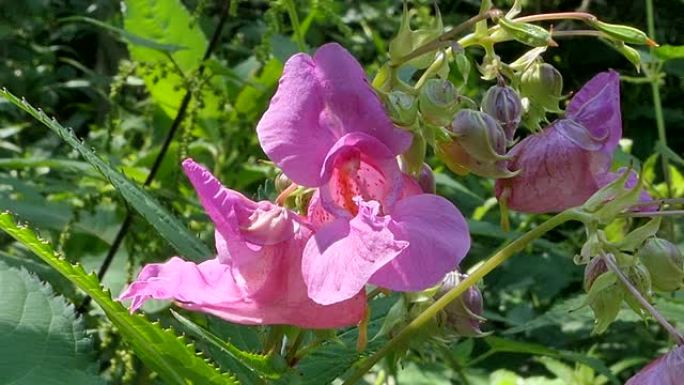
[
  {"left": 588, "top": 19, "right": 657, "bottom": 47},
  {"left": 481, "top": 84, "right": 523, "bottom": 142},
  {"left": 637, "top": 238, "right": 684, "bottom": 292},
  {"left": 497, "top": 17, "right": 556, "bottom": 47}
]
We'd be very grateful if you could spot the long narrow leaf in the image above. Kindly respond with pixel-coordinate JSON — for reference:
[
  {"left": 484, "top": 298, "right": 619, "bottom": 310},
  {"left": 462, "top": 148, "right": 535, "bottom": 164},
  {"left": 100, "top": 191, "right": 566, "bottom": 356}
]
[
  {"left": 0, "top": 89, "right": 211, "bottom": 261},
  {"left": 0, "top": 212, "right": 237, "bottom": 385}
]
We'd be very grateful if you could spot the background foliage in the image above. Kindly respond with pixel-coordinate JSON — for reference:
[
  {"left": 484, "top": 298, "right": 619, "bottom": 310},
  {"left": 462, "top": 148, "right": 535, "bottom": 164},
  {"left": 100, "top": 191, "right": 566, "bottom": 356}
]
[{"left": 0, "top": 0, "right": 683, "bottom": 384}]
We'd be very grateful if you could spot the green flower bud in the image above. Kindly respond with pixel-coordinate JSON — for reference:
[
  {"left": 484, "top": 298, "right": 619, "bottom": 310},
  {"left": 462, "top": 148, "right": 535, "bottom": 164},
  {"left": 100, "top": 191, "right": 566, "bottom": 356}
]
[
  {"left": 623, "top": 263, "right": 653, "bottom": 316},
  {"left": 481, "top": 85, "right": 523, "bottom": 142},
  {"left": 520, "top": 62, "right": 563, "bottom": 113},
  {"left": 384, "top": 90, "right": 418, "bottom": 126},
  {"left": 637, "top": 238, "right": 684, "bottom": 292},
  {"left": 585, "top": 271, "right": 624, "bottom": 334},
  {"left": 400, "top": 132, "right": 426, "bottom": 177},
  {"left": 604, "top": 39, "right": 642, "bottom": 73},
  {"left": 419, "top": 79, "right": 460, "bottom": 127},
  {"left": 438, "top": 272, "right": 486, "bottom": 337},
  {"left": 437, "top": 110, "right": 518, "bottom": 178}
]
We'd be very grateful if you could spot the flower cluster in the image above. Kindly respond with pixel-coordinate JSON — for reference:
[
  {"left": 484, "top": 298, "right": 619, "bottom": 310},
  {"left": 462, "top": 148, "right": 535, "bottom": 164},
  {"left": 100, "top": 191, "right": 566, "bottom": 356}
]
[{"left": 120, "top": 43, "right": 471, "bottom": 328}]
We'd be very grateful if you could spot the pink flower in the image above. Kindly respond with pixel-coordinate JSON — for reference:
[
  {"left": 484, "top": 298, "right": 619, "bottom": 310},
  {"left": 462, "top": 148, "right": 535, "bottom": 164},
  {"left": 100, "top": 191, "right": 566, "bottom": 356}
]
[
  {"left": 256, "top": 42, "right": 412, "bottom": 187},
  {"left": 119, "top": 159, "right": 366, "bottom": 328},
  {"left": 626, "top": 345, "right": 684, "bottom": 385},
  {"left": 495, "top": 70, "right": 624, "bottom": 213},
  {"left": 257, "top": 43, "right": 470, "bottom": 305}
]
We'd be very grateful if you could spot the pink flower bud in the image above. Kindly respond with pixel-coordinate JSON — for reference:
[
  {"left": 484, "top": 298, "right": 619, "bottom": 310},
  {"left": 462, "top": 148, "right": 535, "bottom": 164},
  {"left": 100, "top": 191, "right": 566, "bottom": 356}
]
[
  {"left": 438, "top": 272, "right": 486, "bottom": 337},
  {"left": 481, "top": 84, "right": 523, "bottom": 142},
  {"left": 417, "top": 163, "right": 436, "bottom": 194}
]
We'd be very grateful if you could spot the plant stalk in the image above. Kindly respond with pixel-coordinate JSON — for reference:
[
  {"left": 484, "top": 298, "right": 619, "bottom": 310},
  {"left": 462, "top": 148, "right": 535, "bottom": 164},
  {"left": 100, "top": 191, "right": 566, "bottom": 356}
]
[
  {"left": 341, "top": 209, "right": 582, "bottom": 385},
  {"left": 602, "top": 253, "right": 684, "bottom": 344}
]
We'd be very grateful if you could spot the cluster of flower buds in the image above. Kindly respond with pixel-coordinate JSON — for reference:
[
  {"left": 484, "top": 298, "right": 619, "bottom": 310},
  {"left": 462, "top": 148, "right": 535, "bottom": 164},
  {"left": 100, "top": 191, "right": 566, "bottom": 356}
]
[{"left": 637, "top": 238, "right": 684, "bottom": 292}]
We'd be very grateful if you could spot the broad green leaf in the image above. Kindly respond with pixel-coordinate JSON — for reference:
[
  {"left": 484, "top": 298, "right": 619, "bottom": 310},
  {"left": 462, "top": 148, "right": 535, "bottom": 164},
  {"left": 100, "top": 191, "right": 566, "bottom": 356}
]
[
  {"left": 0, "top": 89, "right": 211, "bottom": 261},
  {"left": 0, "top": 262, "right": 104, "bottom": 385},
  {"left": 0, "top": 212, "right": 238, "bottom": 385},
  {"left": 122, "top": 0, "right": 221, "bottom": 118},
  {"left": 171, "top": 309, "right": 285, "bottom": 380},
  {"left": 62, "top": 16, "right": 185, "bottom": 53}
]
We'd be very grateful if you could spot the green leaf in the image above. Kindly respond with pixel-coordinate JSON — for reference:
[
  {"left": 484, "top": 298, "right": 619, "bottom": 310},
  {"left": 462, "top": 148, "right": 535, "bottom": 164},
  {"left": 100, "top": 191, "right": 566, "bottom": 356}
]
[
  {"left": 62, "top": 16, "right": 185, "bottom": 53},
  {"left": 0, "top": 89, "right": 211, "bottom": 261},
  {"left": 171, "top": 309, "right": 285, "bottom": 380},
  {"left": 122, "top": 0, "right": 222, "bottom": 118},
  {"left": 0, "top": 262, "right": 104, "bottom": 385},
  {"left": 0, "top": 212, "right": 238, "bottom": 385}
]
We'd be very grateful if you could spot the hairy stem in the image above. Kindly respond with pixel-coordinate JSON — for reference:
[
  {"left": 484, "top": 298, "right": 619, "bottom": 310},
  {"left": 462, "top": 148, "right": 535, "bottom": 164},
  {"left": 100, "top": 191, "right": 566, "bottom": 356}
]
[
  {"left": 341, "top": 209, "right": 582, "bottom": 385},
  {"left": 602, "top": 253, "right": 684, "bottom": 344}
]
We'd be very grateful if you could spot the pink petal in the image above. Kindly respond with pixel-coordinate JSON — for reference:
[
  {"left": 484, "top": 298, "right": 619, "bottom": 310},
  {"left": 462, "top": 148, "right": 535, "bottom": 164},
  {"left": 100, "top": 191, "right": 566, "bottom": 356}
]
[
  {"left": 566, "top": 70, "right": 621, "bottom": 153},
  {"left": 182, "top": 158, "right": 295, "bottom": 248},
  {"left": 495, "top": 120, "right": 612, "bottom": 213},
  {"left": 319, "top": 132, "right": 404, "bottom": 218},
  {"left": 256, "top": 43, "right": 411, "bottom": 187},
  {"left": 119, "top": 256, "right": 366, "bottom": 328},
  {"left": 369, "top": 194, "right": 471, "bottom": 291},
  {"left": 302, "top": 200, "right": 409, "bottom": 305}
]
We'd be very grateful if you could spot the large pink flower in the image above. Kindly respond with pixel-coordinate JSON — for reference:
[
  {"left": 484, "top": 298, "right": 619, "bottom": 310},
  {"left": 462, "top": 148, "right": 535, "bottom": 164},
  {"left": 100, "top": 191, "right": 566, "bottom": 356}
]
[
  {"left": 119, "top": 159, "right": 366, "bottom": 328},
  {"left": 495, "top": 70, "right": 624, "bottom": 213},
  {"left": 257, "top": 43, "right": 470, "bottom": 306},
  {"left": 256, "top": 42, "right": 412, "bottom": 187}
]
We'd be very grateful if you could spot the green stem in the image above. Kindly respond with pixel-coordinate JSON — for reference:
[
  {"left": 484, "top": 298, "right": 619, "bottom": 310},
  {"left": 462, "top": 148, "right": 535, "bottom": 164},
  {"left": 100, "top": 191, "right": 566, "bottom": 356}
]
[
  {"left": 341, "top": 209, "right": 582, "bottom": 385},
  {"left": 283, "top": 0, "right": 306, "bottom": 52},
  {"left": 645, "top": 0, "right": 672, "bottom": 197},
  {"left": 390, "top": 9, "right": 502, "bottom": 67}
]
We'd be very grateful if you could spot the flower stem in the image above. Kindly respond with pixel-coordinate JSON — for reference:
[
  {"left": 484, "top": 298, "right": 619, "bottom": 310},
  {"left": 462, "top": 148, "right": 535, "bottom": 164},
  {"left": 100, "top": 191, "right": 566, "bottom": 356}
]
[
  {"left": 645, "top": 0, "right": 672, "bottom": 198},
  {"left": 513, "top": 12, "right": 597, "bottom": 23},
  {"left": 283, "top": 0, "right": 306, "bottom": 52},
  {"left": 341, "top": 209, "right": 582, "bottom": 385},
  {"left": 622, "top": 210, "right": 684, "bottom": 218},
  {"left": 602, "top": 253, "right": 684, "bottom": 344}
]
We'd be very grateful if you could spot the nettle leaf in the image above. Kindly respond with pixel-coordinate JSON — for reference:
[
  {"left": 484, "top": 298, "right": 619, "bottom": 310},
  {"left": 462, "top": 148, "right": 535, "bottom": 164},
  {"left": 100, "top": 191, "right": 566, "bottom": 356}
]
[
  {"left": 0, "top": 262, "right": 104, "bottom": 385},
  {"left": 0, "top": 212, "right": 238, "bottom": 385},
  {"left": 122, "top": 0, "right": 222, "bottom": 119},
  {"left": 0, "top": 89, "right": 211, "bottom": 262},
  {"left": 171, "top": 310, "right": 285, "bottom": 380}
]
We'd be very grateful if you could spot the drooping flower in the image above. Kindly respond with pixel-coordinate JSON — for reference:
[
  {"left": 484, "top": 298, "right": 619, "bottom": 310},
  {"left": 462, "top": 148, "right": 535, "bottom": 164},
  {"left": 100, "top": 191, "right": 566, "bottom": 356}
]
[
  {"left": 119, "top": 159, "right": 366, "bottom": 328},
  {"left": 495, "top": 70, "right": 625, "bottom": 213},
  {"left": 257, "top": 43, "right": 470, "bottom": 306},
  {"left": 626, "top": 345, "right": 684, "bottom": 385}
]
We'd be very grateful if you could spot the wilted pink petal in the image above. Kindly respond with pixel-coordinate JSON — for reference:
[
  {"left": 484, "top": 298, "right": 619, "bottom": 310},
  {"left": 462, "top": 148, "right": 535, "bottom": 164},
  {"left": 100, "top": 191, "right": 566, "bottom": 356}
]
[
  {"left": 495, "top": 71, "right": 628, "bottom": 213},
  {"left": 120, "top": 159, "right": 366, "bottom": 328},
  {"left": 256, "top": 43, "right": 411, "bottom": 187},
  {"left": 566, "top": 70, "right": 621, "bottom": 153},
  {"left": 626, "top": 345, "right": 684, "bottom": 385},
  {"left": 495, "top": 119, "right": 612, "bottom": 213}
]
